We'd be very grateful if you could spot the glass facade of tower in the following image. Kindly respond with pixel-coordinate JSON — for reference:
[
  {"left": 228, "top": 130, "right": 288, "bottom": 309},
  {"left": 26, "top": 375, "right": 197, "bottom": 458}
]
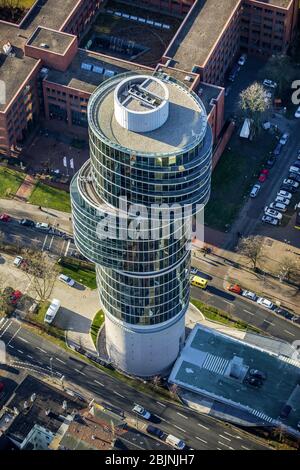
[{"left": 71, "top": 72, "right": 212, "bottom": 333}]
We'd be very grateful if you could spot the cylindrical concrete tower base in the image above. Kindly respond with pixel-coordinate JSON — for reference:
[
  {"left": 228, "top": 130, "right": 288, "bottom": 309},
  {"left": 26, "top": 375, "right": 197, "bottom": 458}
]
[{"left": 103, "top": 310, "right": 186, "bottom": 377}]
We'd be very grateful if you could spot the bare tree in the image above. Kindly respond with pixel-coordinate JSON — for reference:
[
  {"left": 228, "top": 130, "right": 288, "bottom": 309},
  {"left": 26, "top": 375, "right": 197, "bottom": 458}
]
[
  {"left": 239, "top": 82, "right": 270, "bottom": 135},
  {"left": 277, "top": 256, "right": 300, "bottom": 284},
  {"left": 169, "top": 383, "right": 179, "bottom": 399},
  {"left": 238, "top": 235, "right": 265, "bottom": 271},
  {"left": 152, "top": 375, "right": 161, "bottom": 390},
  {"left": 23, "top": 251, "right": 59, "bottom": 302}
]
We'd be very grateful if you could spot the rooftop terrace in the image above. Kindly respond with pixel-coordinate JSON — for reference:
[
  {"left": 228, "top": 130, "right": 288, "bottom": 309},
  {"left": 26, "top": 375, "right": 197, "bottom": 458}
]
[
  {"left": 165, "top": 0, "right": 241, "bottom": 71},
  {"left": 170, "top": 325, "right": 300, "bottom": 430},
  {"left": 27, "top": 27, "right": 75, "bottom": 55}
]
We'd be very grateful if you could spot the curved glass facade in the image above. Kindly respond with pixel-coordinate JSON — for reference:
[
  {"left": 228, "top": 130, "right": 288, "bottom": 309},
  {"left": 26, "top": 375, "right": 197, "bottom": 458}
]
[{"left": 70, "top": 73, "right": 212, "bottom": 329}]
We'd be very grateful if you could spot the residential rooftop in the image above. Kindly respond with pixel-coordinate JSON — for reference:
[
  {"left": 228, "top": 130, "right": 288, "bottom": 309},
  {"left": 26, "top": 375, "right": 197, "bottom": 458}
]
[
  {"left": 165, "top": 0, "right": 241, "bottom": 71},
  {"left": 170, "top": 325, "right": 300, "bottom": 431},
  {"left": 27, "top": 27, "right": 75, "bottom": 55}
]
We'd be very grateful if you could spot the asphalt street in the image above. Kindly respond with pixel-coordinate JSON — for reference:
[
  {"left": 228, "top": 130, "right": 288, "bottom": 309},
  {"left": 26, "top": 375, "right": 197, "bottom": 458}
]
[{"left": 0, "top": 317, "right": 269, "bottom": 451}]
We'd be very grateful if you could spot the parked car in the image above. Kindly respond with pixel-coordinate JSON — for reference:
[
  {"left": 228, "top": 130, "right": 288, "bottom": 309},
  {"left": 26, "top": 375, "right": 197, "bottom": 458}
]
[
  {"left": 19, "top": 219, "right": 35, "bottom": 227},
  {"left": 58, "top": 274, "right": 75, "bottom": 287},
  {"left": 262, "top": 215, "right": 279, "bottom": 225},
  {"left": 228, "top": 284, "right": 243, "bottom": 294},
  {"left": 257, "top": 297, "right": 274, "bottom": 310},
  {"left": 275, "top": 196, "right": 290, "bottom": 206},
  {"left": 258, "top": 169, "right": 269, "bottom": 183},
  {"left": 250, "top": 184, "right": 261, "bottom": 198},
  {"left": 281, "top": 183, "right": 297, "bottom": 193},
  {"left": 13, "top": 256, "right": 23, "bottom": 267},
  {"left": 279, "top": 133, "right": 289, "bottom": 145},
  {"left": 146, "top": 425, "right": 166, "bottom": 440},
  {"left": 242, "top": 290, "right": 257, "bottom": 301},
  {"left": 263, "top": 79, "right": 277, "bottom": 89},
  {"left": 274, "top": 307, "right": 294, "bottom": 321},
  {"left": 292, "top": 161, "right": 300, "bottom": 169},
  {"left": 35, "top": 222, "right": 50, "bottom": 231},
  {"left": 249, "top": 369, "right": 267, "bottom": 381},
  {"left": 165, "top": 434, "right": 186, "bottom": 450},
  {"left": 266, "top": 156, "right": 276, "bottom": 169},
  {"left": 132, "top": 404, "right": 151, "bottom": 420},
  {"left": 10, "top": 290, "right": 22, "bottom": 305},
  {"left": 191, "top": 267, "right": 202, "bottom": 276},
  {"left": 288, "top": 173, "right": 300, "bottom": 183},
  {"left": 277, "top": 190, "right": 292, "bottom": 200},
  {"left": 273, "top": 143, "right": 282, "bottom": 157},
  {"left": 238, "top": 54, "right": 247, "bottom": 66},
  {"left": 289, "top": 165, "right": 300, "bottom": 175},
  {"left": 0, "top": 213, "right": 11, "bottom": 222},
  {"left": 264, "top": 207, "right": 283, "bottom": 220},
  {"left": 283, "top": 179, "right": 299, "bottom": 189},
  {"left": 295, "top": 106, "right": 300, "bottom": 119},
  {"left": 269, "top": 202, "right": 287, "bottom": 213}
]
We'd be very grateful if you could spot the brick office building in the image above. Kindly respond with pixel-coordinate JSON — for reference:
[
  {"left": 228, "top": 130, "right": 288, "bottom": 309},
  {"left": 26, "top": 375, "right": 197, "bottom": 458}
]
[{"left": 0, "top": 0, "right": 298, "bottom": 156}]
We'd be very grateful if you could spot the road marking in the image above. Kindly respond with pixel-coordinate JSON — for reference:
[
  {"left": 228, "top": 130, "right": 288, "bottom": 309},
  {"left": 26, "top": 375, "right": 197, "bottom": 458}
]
[
  {"left": 243, "top": 309, "right": 254, "bottom": 316},
  {"left": 157, "top": 416, "right": 169, "bottom": 424},
  {"left": 284, "top": 330, "right": 295, "bottom": 337},
  {"left": 224, "top": 431, "right": 241, "bottom": 439},
  {"left": 48, "top": 236, "right": 54, "bottom": 250},
  {"left": 18, "top": 337, "right": 29, "bottom": 343},
  {"left": 0, "top": 318, "right": 9, "bottom": 333},
  {"left": 8, "top": 345, "right": 14, "bottom": 349},
  {"left": 219, "top": 434, "right": 231, "bottom": 442},
  {"left": 65, "top": 240, "right": 71, "bottom": 257},
  {"left": 0, "top": 320, "right": 13, "bottom": 338},
  {"left": 156, "top": 401, "right": 166, "bottom": 407},
  {"left": 94, "top": 380, "right": 104, "bottom": 387},
  {"left": 113, "top": 391, "right": 125, "bottom": 398},
  {"left": 263, "top": 320, "right": 274, "bottom": 325},
  {"left": 42, "top": 234, "right": 48, "bottom": 251},
  {"left": 173, "top": 424, "right": 186, "bottom": 433},
  {"left": 75, "top": 369, "right": 86, "bottom": 376},
  {"left": 218, "top": 441, "right": 234, "bottom": 450},
  {"left": 198, "top": 423, "right": 209, "bottom": 430},
  {"left": 36, "top": 347, "right": 47, "bottom": 353},
  {"left": 196, "top": 437, "right": 207, "bottom": 444},
  {"left": 7, "top": 326, "right": 22, "bottom": 345},
  {"left": 241, "top": 445, "right": 250, "bottom": 450},
  {"left": 176, "top": 412, "right": 188, "bottom": 419},
  {"left": 55, "top": 358, "right": 66, "bottom": 364},
  {"left": 17, "top": 350, "right": 24, "bottom": 354},
  {"left": 27, "top": 355, "right": 33, "bottom": 359}
]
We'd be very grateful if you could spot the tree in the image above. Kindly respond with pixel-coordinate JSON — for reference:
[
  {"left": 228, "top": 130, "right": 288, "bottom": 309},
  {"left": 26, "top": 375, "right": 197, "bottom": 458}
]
[
  {"left": 152, "top": 375, "right": 161, "bottom": 390},
  {"left": 23, "top": 251, "right": 59, "bottom": 302},
  {"left": 169, "top": 383, "right": 179, "bottom": 399},
  {"left": 261, "top": 54, "right": 297, "bottom": 97},
  {"left": 238, "top": 235, "right": 264, "bottom": 271},
  {"left": 277, "top": 256, "right": 300, "bottom": 284},
  {"left": 239, "top": 82, "right": 270, "bottom": 135}
]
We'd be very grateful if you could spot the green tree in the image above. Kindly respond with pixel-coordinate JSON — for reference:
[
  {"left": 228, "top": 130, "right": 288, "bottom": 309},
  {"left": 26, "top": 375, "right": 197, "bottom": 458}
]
[{"left": 239, "top": 82, "right": 270, "bottom": 135}]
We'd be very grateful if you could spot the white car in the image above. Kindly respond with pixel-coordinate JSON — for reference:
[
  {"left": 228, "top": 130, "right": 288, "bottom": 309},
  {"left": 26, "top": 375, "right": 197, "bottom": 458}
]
[
  {"left": 238, "top": 54, "right": 247, "bottom": 66},
  {"left": 275, "top": 196, "right": 290, "bottom": 206},
  {"left": 58, "top": 274, "right": 75, "bottom": 287},
  {"left": 295, "top": 106, "right": 300, "bottom": 119},
  {"left": 132, "top": 404, "right": 151, "bottom": 420},
  {"left": 35, "top": 222, "right": 50, "bottom": 231},
  {"left": 269, "top": 202, "right": 287, "bottom": 213},
  {"left": 279, "top": 133, "right": 289, "bottom": 145},
  {"left": 250, "top": 184, "right": 261, "bottom": 198},
  {"left": 283, "top": 179, "right": 299, "bottom": 188},
  {"left": 257, "top": 297, "right": 274, "bottom": 310},
  {"left": 289, "top": 166, "right": 300, "bottom": 175},
  {"left": 242, "top": 290, "right": 257, "bottom": 301},
  {"left": 264, "top": 207, "right": 283, "bottom": 220},
  {"left": 13, "top": 256, "right": 23, "bottom": 267},
  {"left": 277, "top": 190, "right": 292, "bottom": 200},
  {"left": 262, "top": 215, "right": 279, "bottom": 226},
  {"left": 263, "top": 79, "right": 277, "bottom": 89}
]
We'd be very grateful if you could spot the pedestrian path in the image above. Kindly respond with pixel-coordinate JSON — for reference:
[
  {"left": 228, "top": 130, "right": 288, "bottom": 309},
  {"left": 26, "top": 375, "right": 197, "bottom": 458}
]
[{"left": 14, "top": 175, "right": 36, "bottom": 201}]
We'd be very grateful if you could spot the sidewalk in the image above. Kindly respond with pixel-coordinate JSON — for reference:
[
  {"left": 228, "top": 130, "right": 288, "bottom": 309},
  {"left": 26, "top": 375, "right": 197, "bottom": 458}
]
[
  {"left": 14, "top": 175, "right": 36, "bottom": 201},
  {"left": 0, "top": 198, "right": 73, "bottom": 234}
]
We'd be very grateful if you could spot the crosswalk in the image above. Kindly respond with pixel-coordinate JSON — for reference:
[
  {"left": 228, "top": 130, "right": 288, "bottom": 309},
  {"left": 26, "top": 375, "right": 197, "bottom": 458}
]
[
  {"left": 251, "top": 409, "right": 274, "bottom": 423},
  {"left": 279, "top": 355, "right": 300, "bottom": 367},
  {"left": 202, "top": 353, "right": 229, "bottom": 375}
]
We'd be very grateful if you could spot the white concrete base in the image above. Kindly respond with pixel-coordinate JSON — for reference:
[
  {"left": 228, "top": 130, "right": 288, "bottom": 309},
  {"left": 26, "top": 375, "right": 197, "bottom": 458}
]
[{"left": 104, "top": 311, "right": 186, "bottom": 377}]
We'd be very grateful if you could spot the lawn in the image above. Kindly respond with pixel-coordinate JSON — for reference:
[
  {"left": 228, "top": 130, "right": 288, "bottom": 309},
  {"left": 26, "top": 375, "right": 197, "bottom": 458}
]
[
  {"left": 0, "top": 167, "right": 25, "bottom": 198},
  {"left": 90, "top": 310, "right": 105, "bottom": 346},
  {"left": 205, "top": 131, "right": 277, "bottom": 231},
  {"left": 29, "top": 182, "right": 71, "bottom": 213},
  {"left": 58, "top": 258, "right": 97, "bottom": 290},
  {"left": 28, "top": 301, "right": 65, "bottom": 341},
  {"left": 191, "top": 298, "right": 260, "bottom": 333}
]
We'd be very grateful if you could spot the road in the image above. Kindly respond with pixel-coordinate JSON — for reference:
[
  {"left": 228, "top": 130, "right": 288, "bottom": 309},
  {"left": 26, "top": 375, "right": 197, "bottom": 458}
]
[
  {"left": 0, "top": 317, "right": 269, "bottom": 451},
  {"left": 0, "top": 218, "right": 77, "bottom": 258}
]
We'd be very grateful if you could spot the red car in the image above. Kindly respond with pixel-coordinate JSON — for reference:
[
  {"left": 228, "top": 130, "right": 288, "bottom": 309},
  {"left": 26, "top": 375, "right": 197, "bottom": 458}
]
[
  {"left": 0, "top": 213, "right": 11, "bottom": 222},
  {"left": 10, "top": 290, "right": 23, "bottom": 305},
  {"left": 228, "top": 284, "right": 242, "bottom": 295},
  {"left": 258, "top": 169, "right": 269, "bottom": 183}
]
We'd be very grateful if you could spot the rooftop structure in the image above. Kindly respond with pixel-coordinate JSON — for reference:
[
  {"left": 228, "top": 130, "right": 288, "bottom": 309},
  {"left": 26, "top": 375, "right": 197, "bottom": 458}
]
[
  {"left": 26, "top": 27, "right": 75, "bottom": 55},
  {"left": 169, "top": 325, "right": 300, "bottom": 432}
]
